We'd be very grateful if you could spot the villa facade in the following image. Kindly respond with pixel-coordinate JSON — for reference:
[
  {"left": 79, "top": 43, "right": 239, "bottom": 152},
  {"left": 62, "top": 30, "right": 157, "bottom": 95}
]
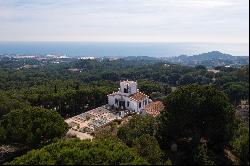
[{"left": 108, "top": 80, "right": 163, "bottom": 115}]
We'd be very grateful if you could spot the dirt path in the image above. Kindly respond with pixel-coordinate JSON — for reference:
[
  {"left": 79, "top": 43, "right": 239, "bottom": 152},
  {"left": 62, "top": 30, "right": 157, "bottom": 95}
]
[{"left": 224, "top": 148, "right": 240, "bottom": 165}]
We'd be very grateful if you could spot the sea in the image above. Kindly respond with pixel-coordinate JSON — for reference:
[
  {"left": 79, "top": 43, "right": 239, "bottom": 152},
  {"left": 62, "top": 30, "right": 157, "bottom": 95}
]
[{"left": 0, "top": 42, "right": 248, "bottom": 57}]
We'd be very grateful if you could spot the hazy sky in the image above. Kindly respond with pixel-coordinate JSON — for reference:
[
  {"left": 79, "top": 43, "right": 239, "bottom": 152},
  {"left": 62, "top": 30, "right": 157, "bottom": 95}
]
[{"left": 0, "top": 0, "right": 249, "bottom": 43}]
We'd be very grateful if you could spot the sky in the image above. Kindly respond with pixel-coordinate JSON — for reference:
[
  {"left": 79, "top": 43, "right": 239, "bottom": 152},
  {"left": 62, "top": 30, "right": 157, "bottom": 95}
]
[{"left": 0, "top": 0, "right": 249, "bottom": 44}]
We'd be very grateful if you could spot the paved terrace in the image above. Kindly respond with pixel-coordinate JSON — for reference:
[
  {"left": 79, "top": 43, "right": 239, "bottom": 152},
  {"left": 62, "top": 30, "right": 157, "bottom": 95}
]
[{"left": 65, "top": 105, "right": 129, "bottom": 140}]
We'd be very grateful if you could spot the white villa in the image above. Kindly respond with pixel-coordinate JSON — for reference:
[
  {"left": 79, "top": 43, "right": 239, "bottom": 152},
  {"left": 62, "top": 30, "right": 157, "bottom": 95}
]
[
  {"left": 65, "top": 80, "right": 164, "bottom": 140},
  {"left": 108, "top": 80, "right": 164, "bottom": 116}
]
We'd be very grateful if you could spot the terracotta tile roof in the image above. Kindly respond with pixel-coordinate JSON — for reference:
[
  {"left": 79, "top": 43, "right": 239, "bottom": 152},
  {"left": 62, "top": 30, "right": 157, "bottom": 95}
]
[
  {"left": 144, "top": 101, "right": 165, "bottom": 117},
  {"left": 129, "top": 92, "right": 148, "bottom": 101}
]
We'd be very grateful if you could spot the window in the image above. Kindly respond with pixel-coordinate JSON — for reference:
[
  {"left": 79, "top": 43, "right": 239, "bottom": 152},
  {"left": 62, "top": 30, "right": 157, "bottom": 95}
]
[
  {"left": 145, "top": 100, "right": 147, "bottom": 105},
  {"left": 124, "top": 88, "right": 128, "bottom": 93},
  {"left": 139, "top": 102, "right": 141, "bottom": 108},
  {"left": 115, "top": 99, "right": 118, "bottom": 105},
  {"left": 127, "top": 101, "right": 130, "bottom": 107}
]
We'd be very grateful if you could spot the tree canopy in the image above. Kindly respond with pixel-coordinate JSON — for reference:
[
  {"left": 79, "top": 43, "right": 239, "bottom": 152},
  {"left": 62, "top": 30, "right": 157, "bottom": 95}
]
[
  {"left": 0, "top": 57, "right": 248, "bottom": 165},
  {"left": 117, "top": 115, "right": 165, "bottom": 164},
  {"left": 5, "top": 138, "right": 148, "bottom": 165},
  {"left": 0, "top": 107, "right": 68, "bottom": 147},
  {"left": 0, "top": 93, "right": 29, "bottom": 118},
  {"left": 230, "top": 123, "right": 249, "bottom": 165},
  {"left": 158, "top": 85, "right": 236, "bottom": 164},
  {"left": 133, "top": 134, "right": 164, "bottom": 165},
  {"left": 117, "top": 115, "right": 158, "bottom": 146}
]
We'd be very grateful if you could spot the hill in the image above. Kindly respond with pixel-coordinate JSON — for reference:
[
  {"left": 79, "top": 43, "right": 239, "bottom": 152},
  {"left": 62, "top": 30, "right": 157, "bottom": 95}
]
[{"left": 166, "top": 51, "right": 249, "bottom": 68}]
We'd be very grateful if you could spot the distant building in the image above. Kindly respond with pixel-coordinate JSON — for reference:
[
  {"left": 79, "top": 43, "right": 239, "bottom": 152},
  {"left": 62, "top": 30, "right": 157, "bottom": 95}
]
[
  {"left": 207, "top": 69, "right": 220, "bottom": 73},
  {"left": 58, "top": 55, "right": 69, "bottom": 59},
  {"left": 79, "top": 57, "right": 95, "bottom": 60},
  {"left": 14, "top": 55, "right": 36, "bottom": 59},
  {"left": 108, "top": 80, "right": 164, "bottom": 116},
  {"left": 68, "top": 68, "right": 82, "bottom": 72}
]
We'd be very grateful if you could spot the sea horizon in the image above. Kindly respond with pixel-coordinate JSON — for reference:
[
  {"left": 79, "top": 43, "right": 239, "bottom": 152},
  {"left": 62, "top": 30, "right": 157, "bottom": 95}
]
[{"left": 0, "top": 41, "right": 248, "bottom": 57}]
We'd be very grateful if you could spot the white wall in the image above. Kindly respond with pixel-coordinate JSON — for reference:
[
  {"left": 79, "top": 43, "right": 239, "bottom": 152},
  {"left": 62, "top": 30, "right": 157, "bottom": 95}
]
[
  {"left": 108, "top": 95, "right": 115, "bottom": 106},
  {"left": 108, "top": 87, "right": 150, "bottom": 114},
  {"left": 120, "top": 81, "right": 137, "bottom": 95},
  {"left": 129, "top": 100, "right": 138, "bottom": 112}
]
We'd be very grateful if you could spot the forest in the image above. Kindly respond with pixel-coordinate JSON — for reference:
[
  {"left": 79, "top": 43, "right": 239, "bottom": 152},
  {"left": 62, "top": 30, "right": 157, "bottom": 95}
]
[{"left": 0, "top": 57, "right": 249, "bottom": 165}]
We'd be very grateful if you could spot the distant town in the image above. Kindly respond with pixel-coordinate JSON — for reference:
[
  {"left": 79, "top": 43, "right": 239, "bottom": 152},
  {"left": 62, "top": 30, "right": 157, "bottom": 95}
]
[{"left": 0, "top": 51, "right": 249, "bottom": 69}]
